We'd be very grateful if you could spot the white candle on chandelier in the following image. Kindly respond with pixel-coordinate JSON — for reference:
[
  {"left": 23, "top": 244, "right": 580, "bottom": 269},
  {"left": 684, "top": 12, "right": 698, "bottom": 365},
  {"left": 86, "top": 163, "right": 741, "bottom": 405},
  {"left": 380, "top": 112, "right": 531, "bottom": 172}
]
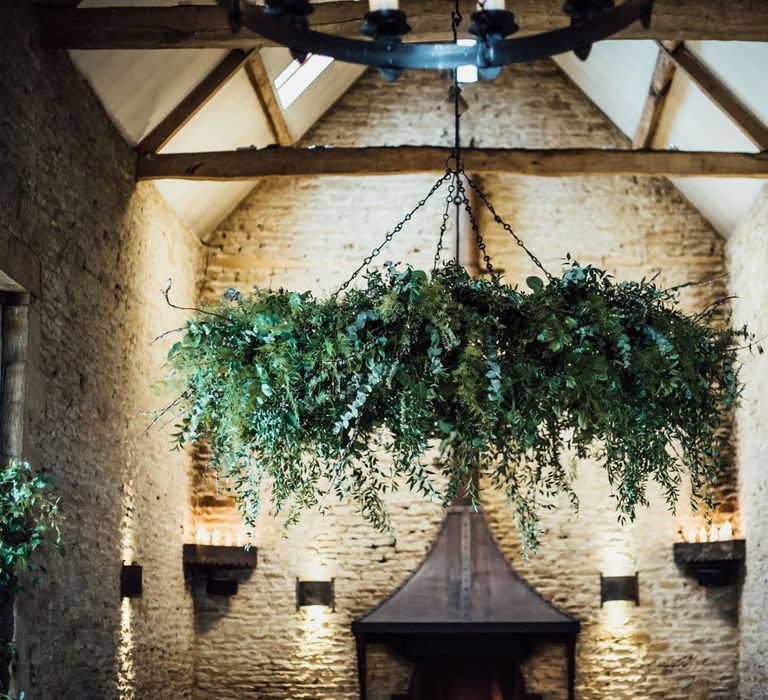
[
  {"left": 478, "top": 0, "right": 506, "bottom": 10},
  {"left": 369, "top": 0, "right": 399, "bottom": 11},
  {"left": 708, "top": 524, "right": 719, "bottom": 542},
  {"left": 698, "top": 526, "right": 707, "bottom": 544},
  {"left": 211, "top": 529, "right": 222, "bottom": 546},
  {"left": 686, "top": 527, "right": 697, "bottom": 544},
  {"left": 720, "top": 520, "right": 733, "bottom": 541}
]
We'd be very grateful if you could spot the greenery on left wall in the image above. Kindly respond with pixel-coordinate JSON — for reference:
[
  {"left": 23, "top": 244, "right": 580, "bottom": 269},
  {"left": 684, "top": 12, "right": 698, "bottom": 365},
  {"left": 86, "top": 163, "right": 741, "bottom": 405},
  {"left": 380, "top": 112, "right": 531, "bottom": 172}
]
[{"left": 0, "top": 459, "right": 61, "bottom": 592}]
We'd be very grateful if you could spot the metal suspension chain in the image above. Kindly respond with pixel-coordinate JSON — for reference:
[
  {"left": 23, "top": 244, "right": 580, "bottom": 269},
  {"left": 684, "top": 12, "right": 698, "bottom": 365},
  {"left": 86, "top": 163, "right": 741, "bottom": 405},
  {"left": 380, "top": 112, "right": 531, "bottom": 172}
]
[
  {"left": 455, "top": 172, "right": 494, "bottom": 277},
  {"left": 336, "top": 0, "right": 552, "bottom": 294},
  {"left": 433, "top": 174, "right": 458, "bottom": 271},
  {"left": 334, "top": 171, "right": 452, "bottom": 298},
  {"left": 463, "top": 174, "right": 554, "bottom": 280}
]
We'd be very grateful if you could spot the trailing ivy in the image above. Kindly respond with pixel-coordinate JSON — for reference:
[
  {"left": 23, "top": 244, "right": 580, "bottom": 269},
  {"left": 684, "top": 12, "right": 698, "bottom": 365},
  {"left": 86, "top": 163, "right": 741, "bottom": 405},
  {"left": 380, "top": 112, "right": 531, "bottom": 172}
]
[
  {"left": 165, "top": 260, "right": 750, "bottom": 553},
  {"left": 0, "top": 460, "right": 61, "bottom": 592}
]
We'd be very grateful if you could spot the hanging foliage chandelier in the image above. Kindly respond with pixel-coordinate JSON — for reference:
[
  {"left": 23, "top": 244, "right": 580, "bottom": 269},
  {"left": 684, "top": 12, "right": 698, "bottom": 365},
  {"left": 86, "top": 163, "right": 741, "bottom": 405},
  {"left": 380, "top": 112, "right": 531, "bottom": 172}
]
[
  {"left": 157, "top": 0, "right": 757, "bottom": 555},
  {"left": 228, "top": 0, "right": 655, "bottom": 81}
]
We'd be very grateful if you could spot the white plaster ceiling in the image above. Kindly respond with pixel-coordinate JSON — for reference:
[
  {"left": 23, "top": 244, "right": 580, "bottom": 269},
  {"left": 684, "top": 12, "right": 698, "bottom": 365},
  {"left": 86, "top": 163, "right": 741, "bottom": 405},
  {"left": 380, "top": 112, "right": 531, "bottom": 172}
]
[
  {"left": 69, "top": 0, "right": 364, "bottom": 238},
  {"left": 555, "top": 40, "right": 768, "bottom": 237}
]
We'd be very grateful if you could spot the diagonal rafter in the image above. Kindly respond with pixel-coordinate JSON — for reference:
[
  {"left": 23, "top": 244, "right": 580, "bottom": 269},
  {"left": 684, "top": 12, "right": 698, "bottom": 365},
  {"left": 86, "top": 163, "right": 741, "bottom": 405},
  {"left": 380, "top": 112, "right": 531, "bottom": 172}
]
[
  {"left": 633, "top": 41, "right": 679, "bottom": 149},
  {"left": 244, "top": 53, "right": 294, "bottom": 147},
  {"left": 658, "top": 41, "right": 768, "bottom": 151},
  {"left": 136, "top": 49, "right": 253, "bottom": 154}
]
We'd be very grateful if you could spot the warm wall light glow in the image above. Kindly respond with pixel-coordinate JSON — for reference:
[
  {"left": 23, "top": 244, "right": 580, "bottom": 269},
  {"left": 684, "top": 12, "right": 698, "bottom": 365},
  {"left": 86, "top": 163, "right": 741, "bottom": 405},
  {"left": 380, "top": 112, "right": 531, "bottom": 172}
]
[
  {"left": 275, "top": 54, "right": 334, "bottom": 109},
  {"left": 117, "top": 596, "right": 136, "bottom": 699},
  {"left": 117, "top": 485, "right": 137, "bottom": 698}
]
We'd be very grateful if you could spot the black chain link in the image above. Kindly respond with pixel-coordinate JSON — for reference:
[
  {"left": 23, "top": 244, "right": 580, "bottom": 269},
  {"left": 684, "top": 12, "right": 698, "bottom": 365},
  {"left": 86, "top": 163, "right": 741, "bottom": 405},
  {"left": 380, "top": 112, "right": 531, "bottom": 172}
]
[
  {"left": 464, "top": 174, "right": 554, "bottom": 280},
  {"left": 433, "top": 174, "right": 458, "bottom": 271},
  {"left": 334, "top": 172, "right": 452, "bottom": 297},
  {"left": 337, "top": 0, "right": 550, "bottom": 290},
  {"left": 455, "top": 173, "right": 495, "bottom": 277}
]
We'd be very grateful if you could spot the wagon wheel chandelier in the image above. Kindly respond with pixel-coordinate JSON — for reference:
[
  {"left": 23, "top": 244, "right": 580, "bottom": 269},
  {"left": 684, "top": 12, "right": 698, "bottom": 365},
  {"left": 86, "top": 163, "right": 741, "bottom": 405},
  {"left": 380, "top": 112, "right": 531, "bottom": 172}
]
[{"left": 228, "top": 0, "right": 654, "bottom": 81}]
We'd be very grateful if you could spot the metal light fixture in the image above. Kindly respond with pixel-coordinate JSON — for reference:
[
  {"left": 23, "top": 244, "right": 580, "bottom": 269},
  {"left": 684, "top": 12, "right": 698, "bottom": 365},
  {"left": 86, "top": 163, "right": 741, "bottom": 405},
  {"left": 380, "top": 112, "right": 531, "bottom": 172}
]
[
  {"left": 227, "top": 0, "right": 654, "bottom": 82},
  {"left": 599, "top": 573, "right": 639, "bottom": 606},
  {"left": 120, "top": 563, "right": 143, "bottom": 599},
  {"left": 296, "top": 579, "right": 335, "bottom": 610}
]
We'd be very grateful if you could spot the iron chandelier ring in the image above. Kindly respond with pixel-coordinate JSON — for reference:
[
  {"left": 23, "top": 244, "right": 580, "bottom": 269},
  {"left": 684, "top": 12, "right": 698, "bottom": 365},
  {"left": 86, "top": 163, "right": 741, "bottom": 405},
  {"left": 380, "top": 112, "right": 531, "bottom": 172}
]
[{"left": 238, "top": 0, "right": 654, "bottom": 72}]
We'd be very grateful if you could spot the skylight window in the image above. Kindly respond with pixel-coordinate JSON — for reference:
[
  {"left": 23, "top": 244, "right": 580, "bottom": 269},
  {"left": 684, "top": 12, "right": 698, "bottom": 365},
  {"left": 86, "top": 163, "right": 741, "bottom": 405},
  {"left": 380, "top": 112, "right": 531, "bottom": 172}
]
[
  {"left": 456, "top": 40, "right": 478, "bottom": 84},
  {"left": 274, "top": 54, "right": 335, "bottom": 109}
]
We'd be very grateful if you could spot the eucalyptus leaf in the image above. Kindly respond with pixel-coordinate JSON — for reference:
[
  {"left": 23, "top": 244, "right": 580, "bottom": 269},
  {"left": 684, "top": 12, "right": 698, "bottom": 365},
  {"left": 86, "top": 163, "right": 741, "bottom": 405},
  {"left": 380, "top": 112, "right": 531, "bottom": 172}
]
[{"left": 164, "top": 260, "right": 750, "bottom": 554}]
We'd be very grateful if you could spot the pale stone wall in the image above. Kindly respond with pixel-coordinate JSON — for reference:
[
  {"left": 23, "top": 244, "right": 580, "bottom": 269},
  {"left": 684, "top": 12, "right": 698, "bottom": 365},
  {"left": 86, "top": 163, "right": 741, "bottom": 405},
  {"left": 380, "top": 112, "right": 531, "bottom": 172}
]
[
  {"left": 0, "top": 3, "right": 202, "bottom": 698},
  {"left": 727, "top": 185, "right": 768, "bottom": 696},
  {"left": 199, "top": 65, "right": 740, "bottom": 699}
]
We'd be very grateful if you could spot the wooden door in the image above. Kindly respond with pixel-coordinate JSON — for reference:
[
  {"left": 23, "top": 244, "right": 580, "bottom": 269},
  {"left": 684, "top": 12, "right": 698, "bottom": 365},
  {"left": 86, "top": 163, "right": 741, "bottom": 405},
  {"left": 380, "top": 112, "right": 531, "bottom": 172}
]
[{"left": 404, "top": 657, "right": 528, "bottom": 700}]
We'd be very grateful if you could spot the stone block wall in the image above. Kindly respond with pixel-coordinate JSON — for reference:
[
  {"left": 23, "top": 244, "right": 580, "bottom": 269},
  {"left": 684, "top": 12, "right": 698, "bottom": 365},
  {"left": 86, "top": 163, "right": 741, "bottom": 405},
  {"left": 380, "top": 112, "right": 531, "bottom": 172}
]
[
  {"left": 198, "top": 65, "right": 741, "bottom": 699},
  {"left": 727, "top": 185, "right": 768, "bottom": 695},
  {"left": 0, "top": 3, "right": 203, "bottom": 698}
]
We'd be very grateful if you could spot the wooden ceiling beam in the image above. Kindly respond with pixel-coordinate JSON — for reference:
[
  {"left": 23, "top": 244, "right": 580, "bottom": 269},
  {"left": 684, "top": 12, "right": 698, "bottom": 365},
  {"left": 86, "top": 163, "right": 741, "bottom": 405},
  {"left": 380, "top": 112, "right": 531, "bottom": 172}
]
[
  {"left": 244, "top": 54, "right": 294, "bottom": 147},
  {"left": 659, "top": 42, "right": 768, "bottom": 151},
  {"left": 39, "top": 0, "right": 81, "bottom": 7},
  {"left": 632, "top": 41, "right": 679, "bottom": 149},
  {"left": 39, "top": 1, "right": 768, "bottom": 50},
  {"left": 136, "top": 49, "right": 253, "bottom": 154},
  {"left": 136, "top": 146, "right": 768, "bottom": 180}
]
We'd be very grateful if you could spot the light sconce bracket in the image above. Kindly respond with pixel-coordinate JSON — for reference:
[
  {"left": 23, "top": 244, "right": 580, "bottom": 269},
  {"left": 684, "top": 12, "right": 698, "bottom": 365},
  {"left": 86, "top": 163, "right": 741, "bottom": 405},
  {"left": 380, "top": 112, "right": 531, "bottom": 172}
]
[
  {"left": 600, "top": 572, "right": 639, "bottom": 606},
  {"left": 296, "top": 578, "right": 335, "bottom": 611}
]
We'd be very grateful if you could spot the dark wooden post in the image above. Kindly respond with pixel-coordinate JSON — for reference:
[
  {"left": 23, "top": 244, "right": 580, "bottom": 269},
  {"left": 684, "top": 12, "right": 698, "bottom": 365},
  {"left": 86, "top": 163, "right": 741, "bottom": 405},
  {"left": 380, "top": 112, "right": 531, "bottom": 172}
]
[
  {"left": 355, "top": 634, "right": 367, "bottom": 700},
  {"left": 567, "top": 634, "right": 577, "bottom": 700},
  {"left": 0, "top": 292, "right": 31, "bottom": 695},
  {"left": 1, "top": 293, "right": 30, "bottom": 462}
]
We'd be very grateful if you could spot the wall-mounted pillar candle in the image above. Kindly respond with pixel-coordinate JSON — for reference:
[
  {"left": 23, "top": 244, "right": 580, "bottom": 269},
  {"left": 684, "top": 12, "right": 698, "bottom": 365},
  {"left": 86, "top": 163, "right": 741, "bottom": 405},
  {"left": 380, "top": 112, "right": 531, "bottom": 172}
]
[
  {"left": 478, "top": 0, "right": 506, "bottom": 9},
  {"left": 369, "top": 0, "right": 398, "bottom": 10}
]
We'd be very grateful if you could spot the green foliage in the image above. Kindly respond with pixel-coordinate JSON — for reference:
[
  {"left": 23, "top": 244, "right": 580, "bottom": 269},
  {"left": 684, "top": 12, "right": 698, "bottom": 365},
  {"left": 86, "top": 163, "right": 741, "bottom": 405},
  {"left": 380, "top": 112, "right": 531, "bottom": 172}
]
[
  {"left": 165, "top": 260, "right": 750, "bottom": 553},
  {"left": 0, "top": 460, "right": 61, "bottom": 591}
]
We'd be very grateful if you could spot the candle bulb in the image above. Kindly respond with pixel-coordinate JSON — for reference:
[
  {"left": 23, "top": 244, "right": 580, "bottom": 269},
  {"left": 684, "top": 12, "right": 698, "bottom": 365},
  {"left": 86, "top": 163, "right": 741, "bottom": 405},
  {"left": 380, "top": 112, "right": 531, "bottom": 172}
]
[
  {"left": 698, "top": 526, "right": 707, "bottom": 544},
  {"left": 369, "top": 0, "right": 398, "bottom": 10},
  {"left": 235, "top": 532, "right": 245, "bottom": 548},
  {"left": 708, "top": 524, "right": 719, "bottom": 542},
  {"left": 224, "top": 532, "right": 233, "bottom": 547},
  {"left": 720, "top": 520, "right": 733, "bottom": 541},
  {"left": 477, "top": 0, "right": 506, "bottom": 9},
  {"left": 195, "top": 525, "right": 210, "bottom": 546},
  {"left": 211, "top": 529, "right": 222, "bottom": 546},
  {"left": 686, "top": 527, "right": 697, "bottom": 544}
]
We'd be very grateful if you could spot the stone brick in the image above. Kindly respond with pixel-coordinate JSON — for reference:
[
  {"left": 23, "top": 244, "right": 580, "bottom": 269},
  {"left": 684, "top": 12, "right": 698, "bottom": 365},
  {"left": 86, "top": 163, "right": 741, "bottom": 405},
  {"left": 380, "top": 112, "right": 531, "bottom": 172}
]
[
  {"left": 200, "top": 65, "right": 740, "bottom": 699},
  {"left": 1, "top": 3, "right": 203, "bottom": 698},
  {"left": 727, "top": 184, "right": 768, "bottom": 696}
]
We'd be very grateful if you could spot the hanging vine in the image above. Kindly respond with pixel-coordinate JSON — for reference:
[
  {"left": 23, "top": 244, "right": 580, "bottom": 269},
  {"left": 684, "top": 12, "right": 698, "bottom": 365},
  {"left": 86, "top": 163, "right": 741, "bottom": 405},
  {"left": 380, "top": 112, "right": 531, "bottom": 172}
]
[{"left": 163, "top": 251, "right": 752, "bottom": 553}]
